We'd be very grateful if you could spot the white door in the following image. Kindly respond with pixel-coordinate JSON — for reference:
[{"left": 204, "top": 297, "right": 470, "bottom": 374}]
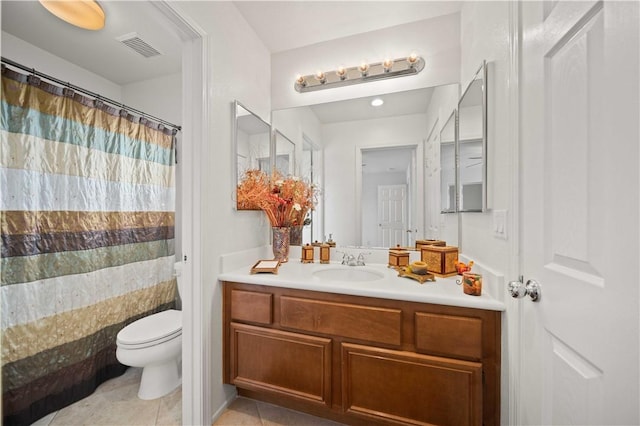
[
  {"left": 377, "top": 184, "right": 407, "bottom": 247},
  {"left": 519, "top": 1, "right": 639, "bottom": 424}
]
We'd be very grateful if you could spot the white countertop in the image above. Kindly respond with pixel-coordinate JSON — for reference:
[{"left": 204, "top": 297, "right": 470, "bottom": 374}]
[{"left": 219, "top": 260, "right": 505, "bottom": 312}]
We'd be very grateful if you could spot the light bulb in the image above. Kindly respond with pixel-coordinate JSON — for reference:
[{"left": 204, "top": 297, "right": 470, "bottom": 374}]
[
  {"left": 382, "top": 58, "right": 394, "bottom": 72},
  {"left": 295, "top": 74, "right": 306, "bottom": 87},
  {"left": 359, "top": 62, "right": 370, "bottom": 76},
  {"left": 336, "top": 66, "right": 347, "bottom": 80},
  {"left": 407, "top": 52, "right": 419, "bottom": 68},
  {"left": 371, "top": 98, "right": 384, "bottom": 107},
  {"left": 314, "top": 70, "right": 326, "bottom": 84}
]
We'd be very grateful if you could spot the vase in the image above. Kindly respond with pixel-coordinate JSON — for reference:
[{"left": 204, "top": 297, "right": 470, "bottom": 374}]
[
  {"left": 272, "top": 226, "right": 290, "bottom": 263},
  {"left": 289, "top": 225, "right": 303, "bottom": 246}
]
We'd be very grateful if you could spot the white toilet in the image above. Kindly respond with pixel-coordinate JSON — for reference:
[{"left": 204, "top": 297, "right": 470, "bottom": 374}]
[{"left": 116, "top": 262, "right": 183, "bottom": 400}]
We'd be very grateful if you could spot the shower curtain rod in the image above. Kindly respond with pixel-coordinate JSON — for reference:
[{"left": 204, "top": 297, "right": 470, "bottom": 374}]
[{"left": 1, "top": 56, "right": 181, "bottom": 131}]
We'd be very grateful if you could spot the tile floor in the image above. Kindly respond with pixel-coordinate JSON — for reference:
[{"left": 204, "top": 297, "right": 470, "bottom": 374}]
[
  {"left": 213, "top": 397, "right": 344, "bottom": 426},
  {"left": 30, "top": 367, "right": 343, "bottom": 426},
  {"left": 31, "top": 367, "right": 181, "bottom": 426}
]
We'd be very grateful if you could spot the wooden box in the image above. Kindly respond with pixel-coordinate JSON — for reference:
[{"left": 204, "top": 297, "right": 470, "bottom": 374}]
[
  {"left": 415, "top": 239, "right": 446, "bottom": 250},
  {"left": 420, "top": 246, "right": 458, "bottom": 277},
  {"left": 388, "top": 249, "right": 410, "bottom": 268}
]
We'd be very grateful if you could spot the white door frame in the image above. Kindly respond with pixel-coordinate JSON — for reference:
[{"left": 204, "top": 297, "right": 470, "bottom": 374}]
[
  {"left": 153, "top": 3, "right": 208, "bottom": 425},
  {"left": 506, "top": 1, "right": 522, "bottom": 424}
]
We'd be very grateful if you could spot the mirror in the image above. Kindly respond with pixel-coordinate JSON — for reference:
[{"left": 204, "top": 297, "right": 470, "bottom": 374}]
[
  {"left": 273, "top": 130, "right": 295, "bottom": 176},
  {"left": 440, "top": 110, "right": 457, "bottom": 213},
  {"left": 233, "top": 101, "right": 271, "bottom": 210},
  {"left": 458, "top": 61, "right": 487, "bottom": 212},
  {"left": 300, "top": 136, "right": 323, "bottom": 244},
  {"left": 272, "top": 83, "right": 459, "bottom": 248}
]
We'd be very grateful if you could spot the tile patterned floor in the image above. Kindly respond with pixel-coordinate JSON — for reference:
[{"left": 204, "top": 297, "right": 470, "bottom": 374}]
[
  {"left": 30, "top": 368, "right": 342, "bottom": 426},
  {"left": 31, "top": 367, "right": 181, "bottom": 426},
  {"left": 213, "top": 397, "right": 344, "bottom": 426}
]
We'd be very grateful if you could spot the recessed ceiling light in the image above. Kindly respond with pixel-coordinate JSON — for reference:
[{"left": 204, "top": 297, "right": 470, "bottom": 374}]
[{"left": 371, "top": 98, "right": 384, "bottom": 107}]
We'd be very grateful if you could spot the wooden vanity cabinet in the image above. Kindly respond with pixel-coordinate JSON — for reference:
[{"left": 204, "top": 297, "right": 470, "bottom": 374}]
[{"left": 222, "top": 282, "right": 501, "bottom": 426}]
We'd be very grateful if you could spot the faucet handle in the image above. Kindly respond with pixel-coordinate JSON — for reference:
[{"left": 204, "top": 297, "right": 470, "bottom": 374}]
[{"left": 356, "top": 252, "right": 370, "bottom": 266}]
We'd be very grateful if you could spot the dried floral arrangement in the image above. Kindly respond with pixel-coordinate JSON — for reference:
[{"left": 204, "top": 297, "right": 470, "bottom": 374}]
[{"left": 237, "top": 169, "right": 316, "bottom": 227}]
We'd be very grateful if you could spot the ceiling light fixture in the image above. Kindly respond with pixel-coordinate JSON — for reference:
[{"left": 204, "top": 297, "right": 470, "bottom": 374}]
[
  {"left": 294, "top": 53, "right": 425, "bottom": 93},
  {"left": 39, "top": 0, "right": 105, "bottom": 31},
  {"left": 371, "top": 98, "right": 384, "bottom": 107}
]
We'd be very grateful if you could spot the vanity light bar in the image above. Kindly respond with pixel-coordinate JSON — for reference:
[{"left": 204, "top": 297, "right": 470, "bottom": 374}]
[{"left": 294, "top": 54, "right": 425, "bottom": 93}]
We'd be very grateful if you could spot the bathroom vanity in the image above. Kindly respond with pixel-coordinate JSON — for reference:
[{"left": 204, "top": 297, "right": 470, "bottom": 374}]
[{"left": 220, "top": 262, "right": 503, "bottom": 426}]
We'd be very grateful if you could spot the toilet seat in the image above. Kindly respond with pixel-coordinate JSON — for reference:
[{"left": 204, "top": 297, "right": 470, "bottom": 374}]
[{"left": 117, "top": 310, "right": 182, "bottom": 349}]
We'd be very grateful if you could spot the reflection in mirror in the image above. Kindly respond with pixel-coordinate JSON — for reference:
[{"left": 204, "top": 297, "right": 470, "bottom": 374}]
[
  {"left": 273, "top": 84, "right": 459, "bottom": 248},
  {"left": 458, "top": 61, "right": 487, "bottom": 212},
  {"left": 440, "top": 110, "right": 457, "bottom": 213},
  {"left": 361, "top": 146, "right": 416, "bottom": 248},
  {"left": 233, "top": 101, "right": 271, "bottom": 210},
  {"left": 273, "top": 130, "right": 295, "bottom": 176},
  {"left": 300, "top": 135, "right": 323, "bottom": 244}
]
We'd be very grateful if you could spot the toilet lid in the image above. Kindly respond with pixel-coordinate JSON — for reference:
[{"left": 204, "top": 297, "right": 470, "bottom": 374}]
[{"left": 117, "top": 309, "right": 182, "bottom": 346}]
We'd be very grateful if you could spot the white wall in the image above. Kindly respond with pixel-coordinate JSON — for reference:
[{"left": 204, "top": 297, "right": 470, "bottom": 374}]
[
  {"left": 272, "top": 13, "right": 461, "bottom": 110},
  {"left": 123, "top": 73, "right": 182, "bottom": 125},
  {"left": 2, "top": 31, "right": 122, "bottom": 100},
  {"left": 167, "top": 2, "right": 272, "bottom": 422}
]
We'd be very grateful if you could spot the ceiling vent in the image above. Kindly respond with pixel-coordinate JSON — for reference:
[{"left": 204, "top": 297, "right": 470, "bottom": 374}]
[{"left": 116, "top": 32, "right": 162, "bottom": 58}]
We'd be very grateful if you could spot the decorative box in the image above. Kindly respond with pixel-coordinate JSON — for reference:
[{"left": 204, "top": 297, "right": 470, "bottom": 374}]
[
  {"left": 388, "top": 247, "right": 410, "bottom": 268},
  {"left": 415, "top": 239, "right": 446, "bottom": 250},
  {"left": 319, "top": 243, "right": 331, "bottom": 264},
  {"left": 421, "top": 246, "right": 458, "bottom": 277},
  {"left": 301, "top": 244, "right": 314, "bottom": 263}
]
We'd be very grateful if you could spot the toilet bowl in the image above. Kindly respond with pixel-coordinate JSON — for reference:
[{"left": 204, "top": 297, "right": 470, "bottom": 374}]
[{"left": 116, "top": 262, "right": 183, "bottom": 400}]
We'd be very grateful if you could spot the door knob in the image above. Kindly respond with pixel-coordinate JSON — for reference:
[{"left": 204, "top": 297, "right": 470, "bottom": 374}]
[{"left": 508, "top": 276, "right": 541, "bottom": 302}]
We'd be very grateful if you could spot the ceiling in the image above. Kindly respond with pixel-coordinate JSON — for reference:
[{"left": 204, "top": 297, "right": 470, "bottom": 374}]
[
  {"left": 1, "top": 1, "right": 183, "bottom": 85},
  {"left": 233, "top": 1, "right": 462, "bottom": 53},
  {"left": 1, "top": 1, "right": 461, "bottom": 85}
]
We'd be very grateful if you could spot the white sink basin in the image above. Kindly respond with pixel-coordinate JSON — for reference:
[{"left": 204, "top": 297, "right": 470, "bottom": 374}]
[{"left": 312, "top": 266, "right": 385, "bottom": 282}]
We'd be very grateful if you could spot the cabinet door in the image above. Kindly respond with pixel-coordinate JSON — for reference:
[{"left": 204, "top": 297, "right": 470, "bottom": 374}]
[
  {"left": 342, "top": 343, "right": 482, "bottom": 426},
  {"left": 230, "top": 323, "right": 332, "bottom": 406}
]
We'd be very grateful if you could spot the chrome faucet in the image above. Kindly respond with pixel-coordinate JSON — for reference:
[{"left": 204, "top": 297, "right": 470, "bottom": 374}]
[{"left": 342, "top": 253, "right": 357, "bottom": 266}]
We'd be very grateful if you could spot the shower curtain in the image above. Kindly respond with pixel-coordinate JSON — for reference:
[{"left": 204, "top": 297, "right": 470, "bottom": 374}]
[{"left": 1, "top": 66, "right": 178, "bottom": 425}]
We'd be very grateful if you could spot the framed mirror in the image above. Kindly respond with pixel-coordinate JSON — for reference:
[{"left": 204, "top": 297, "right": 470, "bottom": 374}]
[
  {"left": 273, "top": 130, "right": 295, "bottom": 176},
  {"left": 440, "top": 110, "right": 457, "bottom": 213},
  {"left": 457, "top": 61, "right": 487, "bottom": 212},
  {"left": 233, "top": 100, "right": 271, "bottom": 210}
]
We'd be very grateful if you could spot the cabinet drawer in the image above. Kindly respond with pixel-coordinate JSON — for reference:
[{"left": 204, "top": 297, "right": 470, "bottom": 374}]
[
  {"left": 415, "top": 312, "right": 482, "bottom": 360},
  {"left": 280, "top": 296, "right": 402, "bottom": 346},
  {"left": 230, "top": 323, "right": 332, "bottom": 405},
  {"left": 342, "top": 343, "right": 482, "bottom": 426},
  {"left": 231, "top": 289, "right": 273, "bottom": 325}
]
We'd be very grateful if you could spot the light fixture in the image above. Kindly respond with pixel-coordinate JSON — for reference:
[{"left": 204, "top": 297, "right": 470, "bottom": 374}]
[
  {"left": 371, "top": 98, "right": 384, "bottom": 107},
  {"left": 294, "top": 53, "right": 425, "bottom": 93},
  {"left": 39, "top": 0, "right": 105, "bottom": 30}
]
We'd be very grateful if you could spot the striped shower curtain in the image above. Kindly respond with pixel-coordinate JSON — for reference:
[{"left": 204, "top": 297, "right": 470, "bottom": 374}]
[{"left": 1, "top": 66, "right": 177, "bottom": 425}]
